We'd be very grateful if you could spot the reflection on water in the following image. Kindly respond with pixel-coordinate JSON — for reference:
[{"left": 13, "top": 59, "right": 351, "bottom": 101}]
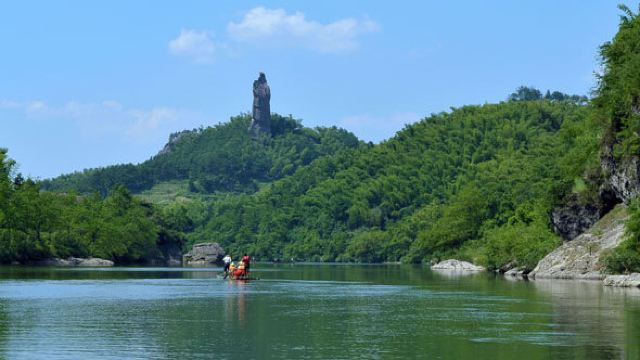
[
  {"left": 532, "top": 279, "right": 640, "bottom": 360},
  {"left": 0, "top": 264, "right": 638, "bottom": 359}
]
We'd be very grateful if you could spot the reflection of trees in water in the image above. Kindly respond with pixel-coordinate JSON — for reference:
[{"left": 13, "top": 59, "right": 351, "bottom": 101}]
[
  {"left": 0, "top": 300, "right": 7, "bottom": 359},
  {"left": 0, "top": 295, "right": 167, "bottom": 358},
  {"left": 532, "top": 280, "right": 640, "bottom": 359}
]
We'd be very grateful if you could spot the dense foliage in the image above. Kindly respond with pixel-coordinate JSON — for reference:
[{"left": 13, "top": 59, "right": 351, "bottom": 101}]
[
  {"left": 594, "top": 5, "right": 640, "bottom": 160},
  {"left": 595, "top": 5, "right": 640, "bottom": 273},
  {"left": 182, "top": 99, "right": 595, "bottom": 269},
  {"left": 42, "top": 114, "right": 361, "bottom": 196},
  {"left": 510, "top": 86, "right": 588, "bottom": 104},
  {"left": 0, "top": 149, "right": 184, "bottom": 264},
  {"left": 3, "top": 91, "right": 604, "bottom": 269}
]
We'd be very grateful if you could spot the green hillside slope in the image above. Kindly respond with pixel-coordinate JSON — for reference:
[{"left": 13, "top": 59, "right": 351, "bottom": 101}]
[
  {"left": 42, "top": 114, "right": 361, "bottom": 195},
  {"left": 188, "top": 98, "right": 596, "bottom": 269}
]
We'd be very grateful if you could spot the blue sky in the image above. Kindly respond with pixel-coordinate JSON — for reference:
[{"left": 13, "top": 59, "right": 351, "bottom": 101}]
[{"left": 0, "top": 1, "right": 634, "bottom": 179}]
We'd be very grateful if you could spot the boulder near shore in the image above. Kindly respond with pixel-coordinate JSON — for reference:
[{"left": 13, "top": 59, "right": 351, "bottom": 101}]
[
  {"left": 529, "top": 204, "right": 628, "bottom": 280},
  {"left": 182, "top": 242, "right": 225, "bottom": 266},
  {"left": 603, "top": 273, "right": 640, "bottom": 287},
  {"left": 431, "top": 259, "right": 485, "bottom": 272}
]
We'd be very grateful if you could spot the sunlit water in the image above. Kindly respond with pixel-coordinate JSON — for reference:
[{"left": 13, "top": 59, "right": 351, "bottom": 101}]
[{"left": 0, "top": 264, "right": 639, "bottom": 359}]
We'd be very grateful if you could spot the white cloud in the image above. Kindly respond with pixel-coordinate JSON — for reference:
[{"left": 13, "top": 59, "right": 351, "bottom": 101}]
[
  {"left": 1, "top": 99, "right": 204, "bottom": 142},
  {"left": 0, "top": 99, "right": 48, "bottom": 114},
  {"left": 339, "top": 112, "right": 420, "bottom": 143},
  {"left": 0, "top": 99, "right": 22, "bottom": 109},
  {"left": 26, "top": 101, "right": 47, "bottom": 114},
  {"left": 169, "top": 29, "right": 216, "bottom": 64},
  {"left": 227, "top": 7, "right": 379, "bottom": 53}
]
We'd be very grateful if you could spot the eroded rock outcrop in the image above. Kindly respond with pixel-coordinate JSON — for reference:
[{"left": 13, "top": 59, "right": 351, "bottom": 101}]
[
  {"left": 551, "top": 188, "right": 620, "bottom": 241},
  {"left": 248, "top": 72, "right": 271, "bottom": 137},
  {"left": 183, "top": 242, "right": 225, "bottom": 266},
  {"left": 503, "top": 267, "right": 527, "bottom": 278},
  {"left": 551, "top": 202, "right": 602, "bottom": 240},
  {"left": 157, "top": 130, "right": 195, "bottom": 156},
  {"left": 601, "top": 142, "right": 640, "bottom": 203},
  {"left": 431, "top": 259, "right": 485, "bottom": 272},
  {"left": 530, "top": 204, "right": 628, "bottom": 280}
]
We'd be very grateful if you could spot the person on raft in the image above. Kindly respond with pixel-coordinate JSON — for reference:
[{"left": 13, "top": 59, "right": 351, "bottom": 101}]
[
  {"left": 242, "top": 254, "right": 251, "bottom": 273},
  {"left": 222, "top": 254, "right": 232, "bottom": 278}
]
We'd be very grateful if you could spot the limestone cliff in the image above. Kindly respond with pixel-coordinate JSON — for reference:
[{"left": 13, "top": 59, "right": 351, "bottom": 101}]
[
  {"left": 530, "top": 204, "right": 628, "bottom": 280},
  {"left": 601, "top": 143, "right": 640, "bottom": 203}
]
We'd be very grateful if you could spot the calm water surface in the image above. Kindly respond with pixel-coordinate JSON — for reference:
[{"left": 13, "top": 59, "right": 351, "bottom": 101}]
[{"left": 0, "top": 264, "right": 639, "bottom": 359}]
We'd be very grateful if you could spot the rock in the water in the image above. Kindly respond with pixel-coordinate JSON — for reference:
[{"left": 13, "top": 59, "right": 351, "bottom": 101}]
[
  {"left": 248, "top": 72, "right": 271, "bottom": 137},
  {"left": 431, "top": 259, "right": 485, "bottom": 272},
  {"left": 74, "top": 257, "right": 114, "bottom": 266},
  {"left": 183, "top": 242, "right": 225, "bottom": 266},
  {"left": 603, "top": 273, "right": 640, "bottom": 287},
  {"left": 504, "top": 267, "right": 527, "bottom": 278},
  {"left": 530, "top": 204, "right": 628, "bottom": 280}
]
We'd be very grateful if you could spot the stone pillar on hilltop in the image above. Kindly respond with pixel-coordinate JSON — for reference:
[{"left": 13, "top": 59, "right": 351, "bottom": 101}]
[{"left": 249, "top": 72, "right": 271, "bottom": 137}]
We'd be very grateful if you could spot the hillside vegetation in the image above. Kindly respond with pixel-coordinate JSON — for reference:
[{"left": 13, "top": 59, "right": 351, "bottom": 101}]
[
  {"left": 184, "top": 98, "right": 595, "bottom": 269},
  {"left": 0, "top": 149, "right": 185, "bottom": 263},
  {"left": 595, "top": 5, "right": 640, "bottom": 273},
  {"left": 42, "top": 114, "right": 361, "bottom": 195}
]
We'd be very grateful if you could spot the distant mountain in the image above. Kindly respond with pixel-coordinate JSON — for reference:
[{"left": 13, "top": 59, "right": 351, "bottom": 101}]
[{"left": 42, "top": 113, "right": 362, "bottom": 195}]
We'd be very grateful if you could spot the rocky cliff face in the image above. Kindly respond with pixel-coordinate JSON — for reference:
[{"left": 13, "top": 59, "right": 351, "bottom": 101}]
[
  {"left": 551, "top": 202, "right": 602, "bottom": 240},
  {"left": 248, "top": 72, "right": 271, "bottom": 137},
  {"left": 530, "top": 204, "right": 628, "bottom": 280},
  {"left": 551, "top": 162, "right": 623, "bottom": 241},
  {"left": 601, "top": 146, "right": 640, "bottom": 203},
  {"left": 157, "top": 130, "right": 195, "bottom": 156}
]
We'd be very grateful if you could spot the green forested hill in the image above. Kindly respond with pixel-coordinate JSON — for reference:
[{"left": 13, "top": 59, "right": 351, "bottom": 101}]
[
  {"left": 42, "top": 114, "right": 361, "bottom": 195},
  {"left": 0, "top": 148, "right": 185, "bottom": 264},
  {"left": 0, "top": 92, "right": 601, "bottom": 269},
  {"left": 0, "top": 96, "right": 601, "bottom": 267},
  {"left": 186, "top": 98, "right": 596, "bottom": 269}
]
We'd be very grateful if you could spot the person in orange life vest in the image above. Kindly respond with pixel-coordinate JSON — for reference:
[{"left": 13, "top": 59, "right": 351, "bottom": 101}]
[
  {"left": 234, "top": 261, "right": 246, "bottom": 279},
  {"left": 228, "top": 262, "right": 237, "bottom": 279}
]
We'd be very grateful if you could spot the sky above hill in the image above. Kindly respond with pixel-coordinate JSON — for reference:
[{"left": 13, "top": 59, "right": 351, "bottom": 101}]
[{"left": 0, "top": 1, "right": 635, "bottom": 178}]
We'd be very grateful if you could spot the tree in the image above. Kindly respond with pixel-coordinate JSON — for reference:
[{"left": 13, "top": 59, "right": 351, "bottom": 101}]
[{"left": 509, "top": 86, "right": 542, "bottom": 101}]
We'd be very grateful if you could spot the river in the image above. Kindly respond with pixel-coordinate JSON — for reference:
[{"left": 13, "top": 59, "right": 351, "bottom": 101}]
[{"left": 0, "top": 264, "right": 638, "bottom": 359}]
